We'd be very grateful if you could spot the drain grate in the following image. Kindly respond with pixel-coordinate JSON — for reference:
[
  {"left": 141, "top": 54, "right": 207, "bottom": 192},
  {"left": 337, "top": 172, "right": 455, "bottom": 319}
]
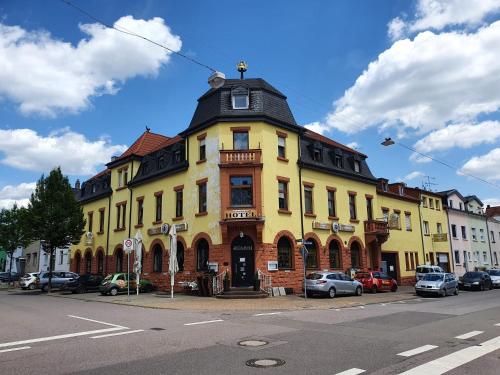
[
  {"left": 150, "top": 327, "right": 165, "bottom": 331},
  {"left": 246, "top": 358, "right": 286, "bottom": 368},
  {"left": 238, "top": 340, "right": 268, "bottom": 347}
]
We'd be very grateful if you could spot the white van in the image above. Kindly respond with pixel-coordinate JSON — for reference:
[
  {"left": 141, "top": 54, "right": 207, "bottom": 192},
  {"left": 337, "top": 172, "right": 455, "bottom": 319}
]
[{"left": 415, "top": 265, "right": 444, "bottom": 282}]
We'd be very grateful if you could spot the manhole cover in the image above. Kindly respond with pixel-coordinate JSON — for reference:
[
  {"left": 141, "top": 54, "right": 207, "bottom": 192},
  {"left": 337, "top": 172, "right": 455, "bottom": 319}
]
[
  {"left": 246, "top": 358, "right": 286, "bottom": 368},
  {"left": 150, "top": 327, "right": 165, "bottom": 331},
  {"left": 239, "top": 340, "right": 268, "bottom": 347}
]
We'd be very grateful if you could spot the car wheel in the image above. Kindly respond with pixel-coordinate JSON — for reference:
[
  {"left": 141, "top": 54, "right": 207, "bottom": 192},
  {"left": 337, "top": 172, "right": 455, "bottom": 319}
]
[
  {"left": 328, "top": 287, "right": 336, "bottom": 298},
  {"left": 391, "top": 285, "right": 398, "bottom": 292},
  {"left": 439, "top": 289, "right": 446, "bottom": 297},
  {"left": 41, "top": 285, "right": 47, "bottom": 292},
  {"left": 454, "top": 288, "right": 459, "bottom": 296},
  {"left": 489, "top": 283, "right": 493, "bottom": 290},
  {"left": 77, "top": 286, "right": 86, "bottom": 294},
  {"left": 28, "top": 284, "right": 35, "bottom": 290},
  {"left": 355, "top": 286, "right": 362, "bottom": 296},
  {"left": 110, "top": 287, "right": 118, "bottom": 296},
  {"left": 371, "top": 285, "right": 377, "bottom": 294}
]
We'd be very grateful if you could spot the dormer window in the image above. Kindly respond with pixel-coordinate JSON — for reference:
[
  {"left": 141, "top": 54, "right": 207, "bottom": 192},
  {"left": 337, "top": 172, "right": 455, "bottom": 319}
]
[
  {"left": 353, "top": 160, "right": 361, "bottom": 173},
  {"left": 158, "top": 155, "right": 166, "bottom": 169},
  {"left": 231, "top": 87, "right": 249, "bottom": 109},
  {"left": 382, "top": 182, "right": 388, "bottom": 192},
  {"left": 398, "top": 185, "right": 404, "bottom": 196},
  {"left": 334, "top": 154, "right": 343, "bottom": 168},
  {"left": 174, "top": 150, "right": 181, "bottom": 163},
  {"left": 313, "top": 148, "right": 322, "bottom": 162},
  {"left": 91, "top": 184, "right": 97, "bottom": 193}
]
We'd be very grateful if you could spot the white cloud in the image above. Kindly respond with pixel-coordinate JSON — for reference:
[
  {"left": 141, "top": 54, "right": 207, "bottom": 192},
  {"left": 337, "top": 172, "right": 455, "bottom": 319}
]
[
  {"left": 0, "top": 128, "right": 127, "bottom": 175},
  {"left": 414, "top": 121, "right": 500, "bottom": 153},
  {"left": 390, "top": 0, "right": 500, "bottom": 40},
  {"left": 346, "top": 142, "right": 359, "bottom": 149},
  {"left": 460, "top": 148, "right": 500, "bottom": 181},
  {"left": 483, "top": 197, "right": 500, "bottom": 207},
  {"left": 304, "top": 121, "right": 328, "bottom": 135},
  {"left": 0, "top": 16, "right": 182, "bottom": 116},
  {"left": 0, "top": 182, "right": 35, "bottom": 209},
  {"left": 404, "top": 171, "right": 425, "bottom": 181},
  {"left": 322, "top": 22, "right": 500, "bottom": 135}
]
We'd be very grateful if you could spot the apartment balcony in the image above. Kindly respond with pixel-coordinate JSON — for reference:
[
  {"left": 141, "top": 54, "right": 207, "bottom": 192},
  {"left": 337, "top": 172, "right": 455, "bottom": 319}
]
[
  {"left": 219, "top": 149, "right": 262, "bottom": 167},
  {"left": 364, "top": 220, "right": 389, "bottom": 245}
]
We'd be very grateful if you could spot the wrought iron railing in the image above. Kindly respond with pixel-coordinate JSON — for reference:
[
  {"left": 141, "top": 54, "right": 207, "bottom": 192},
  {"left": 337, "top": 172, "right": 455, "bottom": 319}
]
[
  {"left": 257, "top": 269, "right": 272, "bottom": 294},
  {"left": 212, "top": 269, "right": 227, "bottom": 295}
]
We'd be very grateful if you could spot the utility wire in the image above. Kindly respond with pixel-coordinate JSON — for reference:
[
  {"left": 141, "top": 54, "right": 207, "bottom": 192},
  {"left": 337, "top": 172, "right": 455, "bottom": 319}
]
[
  {"left": 391, "top": 140, "right": 500, "bottom": 191},
  {"left": 59, "top": 0, "right": 217, "bottom": 73}
]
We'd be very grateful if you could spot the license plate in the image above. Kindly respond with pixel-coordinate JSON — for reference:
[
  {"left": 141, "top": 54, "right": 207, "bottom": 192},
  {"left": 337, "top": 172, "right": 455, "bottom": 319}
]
[{"left": 464, "top": 283, "right": 471, "bottom": 287}]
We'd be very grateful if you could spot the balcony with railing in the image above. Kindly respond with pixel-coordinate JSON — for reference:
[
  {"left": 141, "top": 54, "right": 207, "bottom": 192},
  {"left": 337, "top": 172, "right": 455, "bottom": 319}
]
[
  {"left": 364, "top": 220, "right": 389, "bottom": 234},
  {"left": 219, "top": 149, "right": 262, "bottom": 166}
]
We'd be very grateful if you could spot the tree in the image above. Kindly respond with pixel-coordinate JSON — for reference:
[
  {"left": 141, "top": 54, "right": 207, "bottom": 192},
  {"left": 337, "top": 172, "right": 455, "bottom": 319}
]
[
  {"left": 0, "top": 204, "right": 31, "bottom": 286},
  {"left": 28, "top": 167, "right": 85, "bottom": 292}
]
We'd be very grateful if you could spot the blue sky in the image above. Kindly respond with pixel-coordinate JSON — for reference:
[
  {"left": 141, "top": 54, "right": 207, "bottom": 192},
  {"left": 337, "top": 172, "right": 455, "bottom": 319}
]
[{"left": 1, "top": 0, "right": 500, "bottom": 207}]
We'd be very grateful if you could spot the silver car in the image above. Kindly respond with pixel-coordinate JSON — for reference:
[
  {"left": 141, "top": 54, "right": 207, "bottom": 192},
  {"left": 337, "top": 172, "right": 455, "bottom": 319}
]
[
  {"left": 38, "top": 271, "right": 79, "bottom": 291},
  {"left": 487, "top": 269, "right": 500, "bottom": 288},
  {"left": 304, "top": 271, "right": 363, "bottom": 298},
  {"left": 415, "top": 272, "right": 458, "bottom": 297}
]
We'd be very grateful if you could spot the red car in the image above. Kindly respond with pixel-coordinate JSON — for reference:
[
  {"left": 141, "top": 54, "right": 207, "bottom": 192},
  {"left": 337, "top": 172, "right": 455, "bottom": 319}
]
[{"left": 355, "top": 271, "right": 398, "bottom": 293}]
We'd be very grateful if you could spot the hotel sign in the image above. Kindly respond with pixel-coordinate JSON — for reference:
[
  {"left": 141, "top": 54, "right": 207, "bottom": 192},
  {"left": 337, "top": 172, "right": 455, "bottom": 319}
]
[
  {"left": 432, "top": 233, "right": 448, "bottom": 242},
  {"left": 312, "top": 221, "right": 330, "bottom": 230},
  {"left": 224, "top": 209, "right": 257, "bottom": 219},
  {"left": 148, "top": 222, "right": 188, "bottom": 236}
]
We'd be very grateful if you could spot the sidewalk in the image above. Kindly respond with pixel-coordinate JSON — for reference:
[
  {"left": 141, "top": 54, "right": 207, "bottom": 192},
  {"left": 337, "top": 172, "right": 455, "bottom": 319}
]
[{"left": 38, "top": 286, "right": 418, "bottom": 311}]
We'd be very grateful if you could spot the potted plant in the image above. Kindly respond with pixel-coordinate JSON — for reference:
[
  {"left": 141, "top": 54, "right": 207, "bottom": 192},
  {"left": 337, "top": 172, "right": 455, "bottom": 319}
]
[
  {"left": 253, "top": 270, "right": 261, "bottom": 291},
  {"left": 223, "top": 270, "right": 230, "bottom": 292}
]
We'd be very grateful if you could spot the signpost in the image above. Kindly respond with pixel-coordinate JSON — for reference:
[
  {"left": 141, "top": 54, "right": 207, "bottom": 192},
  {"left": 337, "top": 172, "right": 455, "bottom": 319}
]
[
  {"left": 300, "top": 243, "right": 309, "bottom": 302},
  {"left": 123, "top": 238, "right": 135, "bottom": 300}
]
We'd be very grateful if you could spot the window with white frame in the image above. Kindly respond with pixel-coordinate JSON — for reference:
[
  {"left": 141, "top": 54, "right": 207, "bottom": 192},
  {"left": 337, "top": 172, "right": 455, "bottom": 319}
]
[
  {"left": 471, "top": 228, "right": 477, "bottom": 241},
  {"left": 479, "top": 229, "right": 485, "bottom": 242},
  {"left": 423, "top": 221, "right": 430, "bottom": 235},
  {"left": 483, "top": 251, "right": 488, "bottom": 263},
  {"left": 437, "top": 222, "right": 442, "bottom": 234},
  {"left": 454, "top": 250, "right": 460, "bottom": 264}
]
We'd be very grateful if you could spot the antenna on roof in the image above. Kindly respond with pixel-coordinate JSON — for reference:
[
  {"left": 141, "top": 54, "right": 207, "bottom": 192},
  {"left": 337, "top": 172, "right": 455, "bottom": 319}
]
[{"left": 421, "top": 176, "right": 437, "bottom": 191}]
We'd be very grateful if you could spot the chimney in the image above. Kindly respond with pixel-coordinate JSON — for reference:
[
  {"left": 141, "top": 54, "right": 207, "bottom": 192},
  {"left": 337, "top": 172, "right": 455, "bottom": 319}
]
[
  {"left": 75, "top": 179, "right": 81, "bottom": 190},
  {"left": 487, "top": 204, "right": 491, "bottom": 209}
]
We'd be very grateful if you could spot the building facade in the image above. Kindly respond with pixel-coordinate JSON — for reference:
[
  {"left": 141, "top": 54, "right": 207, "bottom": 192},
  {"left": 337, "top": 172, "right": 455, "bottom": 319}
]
[{"left": 486, "top": 205, "right": 500, "bottom": 267}]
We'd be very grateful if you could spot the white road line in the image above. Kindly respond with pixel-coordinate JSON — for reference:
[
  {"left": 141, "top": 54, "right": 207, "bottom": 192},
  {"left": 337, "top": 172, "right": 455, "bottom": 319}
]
[
  {"left": 253, "top": 312, "right": 282, "bottom": 316},
  {"left": 495, "top": 323, "right": 500, "bottom": 326},
  {"left": 397, "top": 345, "right": 438, "bottom": 357},
  {"left": 398, "top": 335, "right": 500, "bottom": 374},
  {"left": 334, "top": 368, "right": 366, "bottom": 375},
  {"left": 455, "top": 331, "right": 483, "bottom": 340},
  {"left": 0, "top": 327, "right": 125, "bottom": 349},
  {"left": 91, "top": 329, "right": 144, "bottom": 339},
  {"left": 184, "top": 319, "right": 224, "bottom": 326},
  {"left": 67, "top": 315, "right": 127, "bottom": 328},
  {"left": 0, "top": 346, "right": 31, "bottom": 353}
]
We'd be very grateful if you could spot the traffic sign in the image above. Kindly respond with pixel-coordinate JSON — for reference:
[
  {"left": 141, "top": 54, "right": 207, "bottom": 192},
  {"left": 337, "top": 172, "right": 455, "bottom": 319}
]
[
  {"left": 123, "top": 238, "right": 135, "bottom": 253},
  {"left": 303, "top": 241, "right": 313, "bottom": 246}
]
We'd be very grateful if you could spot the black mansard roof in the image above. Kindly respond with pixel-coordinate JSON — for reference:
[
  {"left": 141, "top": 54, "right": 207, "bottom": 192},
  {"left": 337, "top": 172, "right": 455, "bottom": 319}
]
[
  {"left": 184, "top": 78, "right": 299, "bottom": 135},
  {"left": 77, "top": 170, "right": 112, "bottom": 203}
]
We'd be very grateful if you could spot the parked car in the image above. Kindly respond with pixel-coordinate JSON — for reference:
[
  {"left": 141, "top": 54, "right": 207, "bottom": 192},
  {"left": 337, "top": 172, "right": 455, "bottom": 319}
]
[
  {"left": 487, "top": 269, "right": 500, "bottom": 288},
  {"left": 38, "top": 271, "right": 79, "bottom": 291},
  {"left": 0, "top": 272, "right": 20, "bottom": 282},
  {"left": 355, "top": 271, "right": 398, "bottom": 293},
  {"left": 99, "top": 273, "right": 154, "bottom": 296},
  {"left": 415, "top": 273, "right": 458, "bottom": 297},
  {"left": 304, "top": 271, "right": 363, "bottom": 298},
  {"left": 19, "top": 273, "right": 39, "bottom": 290},
  {"left": 458, "top": 271, "right": 493, "bottom": 291},
  {"left": 415, "top": 265, "right": 444, "bottom": 282},
  {"left": 62, "top": 274, "right": 104, "bottom": 294}
]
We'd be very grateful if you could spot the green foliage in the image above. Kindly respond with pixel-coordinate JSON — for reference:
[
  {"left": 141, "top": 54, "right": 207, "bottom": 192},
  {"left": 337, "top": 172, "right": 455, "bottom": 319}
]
[
  {"left": 28, "top": 167, "right": 85, "bottom": 254},
  {"left": 0, "top": 204, "right": 31, "bottom": 256}
]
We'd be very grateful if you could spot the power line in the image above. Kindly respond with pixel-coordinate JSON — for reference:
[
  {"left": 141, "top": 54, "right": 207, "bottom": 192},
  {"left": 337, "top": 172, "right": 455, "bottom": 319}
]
[
  {"left": 389, "top": 140, "right": 500, "bottom": 191},
  {"left": 58, "top": 0, "right": 217, "bottom": 73}
]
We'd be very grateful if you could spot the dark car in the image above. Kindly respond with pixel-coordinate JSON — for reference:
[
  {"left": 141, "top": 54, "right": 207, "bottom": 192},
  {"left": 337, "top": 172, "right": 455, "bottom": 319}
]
[
  {"left": 0, "top": 272, "right": 20, "bottom": 282},
  {"left": 458, "top": 271, "right": 493, "bottom": 291},
  {"left": 62, "top": 274, "right": 104, "bottom": 294}
]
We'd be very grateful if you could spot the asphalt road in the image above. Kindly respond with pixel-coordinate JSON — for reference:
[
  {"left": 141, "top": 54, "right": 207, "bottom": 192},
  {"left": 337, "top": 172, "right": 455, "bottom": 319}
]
[{"left": 0, "top": 288, "right": 499, "bottom": 374}]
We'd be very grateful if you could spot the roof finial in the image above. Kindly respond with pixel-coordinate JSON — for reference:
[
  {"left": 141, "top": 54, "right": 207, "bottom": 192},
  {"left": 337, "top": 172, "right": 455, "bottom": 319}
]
[
  {"left": 146, "top": 126, "right": 151, "bottom": 132},
  {"left": 237, "top": 60, "right": 248, "bottom": 80}
]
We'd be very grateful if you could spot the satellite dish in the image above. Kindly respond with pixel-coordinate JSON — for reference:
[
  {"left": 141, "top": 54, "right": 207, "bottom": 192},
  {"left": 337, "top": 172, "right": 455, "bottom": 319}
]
[
  {"left": 208, "top": 71, "right": 226, "bottom": 89},
  {"left": 332, "top": 222, "right": 339, "bottom": 233}
]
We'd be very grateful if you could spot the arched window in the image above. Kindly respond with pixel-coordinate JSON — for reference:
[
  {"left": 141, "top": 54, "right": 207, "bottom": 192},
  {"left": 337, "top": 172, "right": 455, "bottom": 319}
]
[
  {"left": 75, "top": 253, "right": 81, "bottom": 274},
  {"left": 305, "top": 238, "right": 319, "bottom": 269},
  {"left": 329, "top": 240, "right": 342, "bottom": 269},
  {"left": 351, "top": 242, "right": 361, "bottom": 268},
  {"left": 97, "top": 251, "right": 104, "bottom": 275},
  {"left": 277, "top": 236, "right": 293, "bottom": 269},
  {"left": 115, "top": 248, "right": 123, "bottom": 273},
  {"left": 153, "top": 244, "right": 163, "bottom": 273},
  {"left": 177, "top": 241, "right": 184, "bottom": 272},
  {"left": 85, "top": 252, "right": 92, "bottom": 274},
  {"left": 197, "top": 239, "right": 209, "bottom": 271}
]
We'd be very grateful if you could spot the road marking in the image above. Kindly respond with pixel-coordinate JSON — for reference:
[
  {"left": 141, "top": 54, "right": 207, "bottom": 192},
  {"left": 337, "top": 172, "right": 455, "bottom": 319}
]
[
  {"left": 91, "top": 329, "right": 144, "bottom": 339},
  {"left": 0, "top": 346, "right": 31, "bottom": 353},
  {"left": 184, "top": 319, "right": 224, "bottom": 326},
  {"left": 495, "top": 323, "right": 500, "bottom": 326},
  {"left": 67, "top": 315, "right": 127, "bottom": 328},
  {"left": 253, "top": 312, "right": 282, "bottom": 316},
  {"left": 398, "top": 335, "right": 500, "bottom": 374},
  {"left": 334, "top": 368, "right": 366, "bottom": 375},
  {"left": 0, "top": 327, "right": 125, "bottom": 349},
  {"left": 397, "top": 345, "right": 438, "bottom": 357},
  {"left": 455, "top": 331, "right": 483, "bottom": 340}
]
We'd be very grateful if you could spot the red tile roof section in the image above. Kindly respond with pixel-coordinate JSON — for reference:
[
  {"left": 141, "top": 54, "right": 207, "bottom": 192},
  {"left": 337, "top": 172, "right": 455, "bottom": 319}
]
[
  {"left": 303, "top": 129, "right": 367, "bottom": 158},
  {"left": 119, "top": 131, "right": 171, "bottom": 159},
  {"left": 486, "top": 205, "right": 500, "bottom": 218}
]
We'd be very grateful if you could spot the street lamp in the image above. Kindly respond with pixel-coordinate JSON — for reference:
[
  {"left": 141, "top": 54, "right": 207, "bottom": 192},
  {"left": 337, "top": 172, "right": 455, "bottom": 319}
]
[{"left": 381, "top": 137, "right": 395, "bottom": 147}]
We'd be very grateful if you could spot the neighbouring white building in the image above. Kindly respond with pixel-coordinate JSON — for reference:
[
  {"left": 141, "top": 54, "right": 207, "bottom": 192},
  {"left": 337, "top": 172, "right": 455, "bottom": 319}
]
[
  {"left": 486, "top": 205, "right": 500, "bottom": 268},
  {"left": 4, "top": 247, "right": 23, "bottom": 274}
]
